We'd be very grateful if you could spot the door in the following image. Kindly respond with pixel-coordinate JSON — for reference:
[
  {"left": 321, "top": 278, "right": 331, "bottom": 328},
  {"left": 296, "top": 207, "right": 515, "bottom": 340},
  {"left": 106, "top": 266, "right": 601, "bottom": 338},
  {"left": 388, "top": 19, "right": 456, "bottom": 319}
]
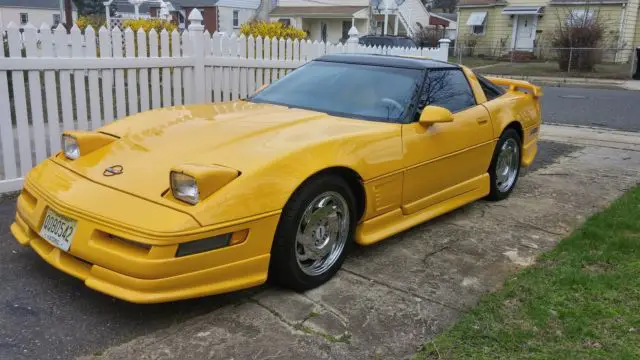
[
  {"left": 401, "top": 69, "right": 495, "bottom": 214},
  {"left": 341, "top": 21, "right": 351, "bottom": 43},
  {"left": 514, "top": 15, "right": 536, "bottom": 51}
]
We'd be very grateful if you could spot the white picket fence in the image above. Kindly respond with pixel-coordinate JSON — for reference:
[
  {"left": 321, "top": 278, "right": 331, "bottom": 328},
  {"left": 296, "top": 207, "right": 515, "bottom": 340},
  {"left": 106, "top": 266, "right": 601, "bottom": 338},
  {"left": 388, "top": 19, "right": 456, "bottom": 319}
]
[{"left": 0, "top": 10, "right": 450, "bottom": 193}]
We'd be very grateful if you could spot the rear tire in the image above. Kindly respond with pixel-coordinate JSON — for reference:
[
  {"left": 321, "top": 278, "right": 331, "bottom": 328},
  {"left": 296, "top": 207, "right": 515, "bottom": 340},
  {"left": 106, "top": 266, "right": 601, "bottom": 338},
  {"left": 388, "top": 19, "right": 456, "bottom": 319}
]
[
  {"left": 269, "top": 174, "right": 356, "bottom": 291},
  {"left": 487, "top": 128, "right": 522, "bottom": 201}
]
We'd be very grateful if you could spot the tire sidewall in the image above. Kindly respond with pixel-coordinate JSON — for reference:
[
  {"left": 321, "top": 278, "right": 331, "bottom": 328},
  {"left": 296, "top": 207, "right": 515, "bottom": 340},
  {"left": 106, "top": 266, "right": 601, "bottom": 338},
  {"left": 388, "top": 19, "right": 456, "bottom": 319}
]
[
  {"left": 269, "top": 175, "right": 357, "bottom": 290},
  {"left": 488, "top": 128, "right": 522, "bottom": 201}
]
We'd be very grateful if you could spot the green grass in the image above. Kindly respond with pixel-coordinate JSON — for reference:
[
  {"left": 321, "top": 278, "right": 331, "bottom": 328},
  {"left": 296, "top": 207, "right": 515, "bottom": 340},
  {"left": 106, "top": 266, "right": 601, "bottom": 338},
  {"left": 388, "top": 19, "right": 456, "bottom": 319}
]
[
  {"left": 474, "top": 61, "right": 632, "bottom": 79},
  {"left": 415, "top": 186, "right": 640, "bottom": 360},
  {"left": 448, "top": 56, "right": 499, "bottom": 68}
]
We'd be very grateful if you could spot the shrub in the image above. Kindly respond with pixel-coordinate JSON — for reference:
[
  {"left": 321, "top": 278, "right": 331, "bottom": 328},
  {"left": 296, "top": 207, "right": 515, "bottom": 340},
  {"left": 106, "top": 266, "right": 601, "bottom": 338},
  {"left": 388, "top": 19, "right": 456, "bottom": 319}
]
[
  {"left": 122, "top": 18, "right": 177, "bottom": 33},
  {"left": 414, "top": 28, "right": 440, "bottom": 48},
  {"left": 239, "top": 21, "right": 307, "bottom": 40},
  {"left": 75, "top": 15, "right": 106, "bottom": 31},
  {"left": 552, "top": 8, "right": 605, "bottom": 71}
]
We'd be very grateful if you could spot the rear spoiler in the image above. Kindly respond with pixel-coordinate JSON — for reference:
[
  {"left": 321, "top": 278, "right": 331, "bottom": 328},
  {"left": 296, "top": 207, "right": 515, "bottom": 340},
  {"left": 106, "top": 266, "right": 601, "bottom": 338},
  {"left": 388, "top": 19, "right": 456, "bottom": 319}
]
[{"left": 486, "top": 76, "right": 543, "bottom": 98}]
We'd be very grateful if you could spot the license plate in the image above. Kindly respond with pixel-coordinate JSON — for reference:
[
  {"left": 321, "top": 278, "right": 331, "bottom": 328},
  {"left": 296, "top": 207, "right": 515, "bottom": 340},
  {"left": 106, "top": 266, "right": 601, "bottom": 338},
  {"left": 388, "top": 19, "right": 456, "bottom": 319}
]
[{"left": 39, "top": 209, "right": 77, "bottom": 252}]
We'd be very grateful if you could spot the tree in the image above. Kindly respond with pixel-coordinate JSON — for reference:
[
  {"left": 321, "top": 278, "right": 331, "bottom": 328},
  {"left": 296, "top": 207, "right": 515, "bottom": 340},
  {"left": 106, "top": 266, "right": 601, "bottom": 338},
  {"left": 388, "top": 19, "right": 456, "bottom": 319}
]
[
  {"left": 72, "top": 0, "right": 116, "bottom": 17},
  {"left": 432, "top": 0, "right": 457, "bottom": 13},
  {"left": 552, "top": 6, "right": 606, "bottom": 71}
]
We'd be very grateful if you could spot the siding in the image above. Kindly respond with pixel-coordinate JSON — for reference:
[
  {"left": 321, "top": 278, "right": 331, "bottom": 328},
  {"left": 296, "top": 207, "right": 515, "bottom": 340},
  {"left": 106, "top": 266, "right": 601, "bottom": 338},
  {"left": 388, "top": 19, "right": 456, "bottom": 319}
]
[
  {"left": 536, "top": 4, "right": 624, "bottom": 48},
  {"left": 623, "top": 0, "right": 640, "bottom": 49},
  {"left": 217, "top": 6, "right": 255, "bottom": 34},
  {"left": 0, "top": 7, "right": 77, "bottom": 27},
  {"left": 508, "top": 0, "right": 548, "bottom": 6},
  {"left": 216, "top": 0, "right": 260, "bottom": 9},
  {"left": 277, "top": 0, "right": 368, "bottom": 6},
  {"left": 458, "top": 2, "right": 627, "bottom": 57},
  {"left": 458, "top": 6, "right": 510, "bottom": 55},
  {"left": 636, "top": 6, "right": 640, "bottom": 47},
  {"left": 301, "top": 18, "right": 368, "bottom": 43}
]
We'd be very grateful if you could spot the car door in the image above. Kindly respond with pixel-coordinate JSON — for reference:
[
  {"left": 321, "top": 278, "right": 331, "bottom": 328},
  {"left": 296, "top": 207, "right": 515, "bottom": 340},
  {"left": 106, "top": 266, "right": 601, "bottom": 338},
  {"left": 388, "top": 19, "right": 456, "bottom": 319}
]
[{"left": 401, "top": 68, "right": 495, "bottom": 215}]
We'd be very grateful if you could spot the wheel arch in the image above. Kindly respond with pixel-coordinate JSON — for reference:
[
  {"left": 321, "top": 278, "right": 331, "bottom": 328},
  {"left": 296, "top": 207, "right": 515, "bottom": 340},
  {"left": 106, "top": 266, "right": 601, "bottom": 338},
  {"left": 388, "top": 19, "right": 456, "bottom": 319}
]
[
  {"left": 503, "top": 120, "right": 524, "bottom": 142},
  {"left": 292, "top": 166, "right": 366, "bottom": 222}
]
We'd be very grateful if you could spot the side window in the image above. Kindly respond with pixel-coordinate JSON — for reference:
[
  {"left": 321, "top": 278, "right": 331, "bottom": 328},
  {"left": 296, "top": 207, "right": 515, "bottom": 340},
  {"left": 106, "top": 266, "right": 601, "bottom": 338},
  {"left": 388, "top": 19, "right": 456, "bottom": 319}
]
[
  {"left": 475, "top": 73, "right": 505, "bottom": 100},
  {"left": 419, "top": 69, "right": 476, "bottom": 113}
]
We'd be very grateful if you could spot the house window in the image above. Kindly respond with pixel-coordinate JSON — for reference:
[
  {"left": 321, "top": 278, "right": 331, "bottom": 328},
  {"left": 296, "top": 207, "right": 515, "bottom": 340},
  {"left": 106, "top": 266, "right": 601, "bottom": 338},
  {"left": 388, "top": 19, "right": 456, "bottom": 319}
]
[
  {"left": 278, "top": 18, "right": 291, "bottom": 26},
  {"left": 20, "top": 13, "right": 28, "bottom": 25},
  {"left": 472, "top": 24, "right": 485, "bottom": 35},
  {"left": 233, "top": 10, "right": 239, "bottom": 28},
  {"left": 466, "top": 11, "right": 487, "bottom": 35},
  {"left": 566, "top": 9, "right": 594, "bottom": 26},
  {"left": 53, "top": 14, "right": 61, "bottom": 26}
]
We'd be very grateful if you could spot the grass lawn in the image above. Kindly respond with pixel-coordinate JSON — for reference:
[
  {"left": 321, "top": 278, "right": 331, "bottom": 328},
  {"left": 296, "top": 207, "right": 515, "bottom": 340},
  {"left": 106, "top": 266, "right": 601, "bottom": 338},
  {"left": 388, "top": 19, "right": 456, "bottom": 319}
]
[
  {"left": 415, "top": 186, "right": 640, "bottom": 360},
  {"left": 474, "top": 61, "right": 632, "bottom": 79}
]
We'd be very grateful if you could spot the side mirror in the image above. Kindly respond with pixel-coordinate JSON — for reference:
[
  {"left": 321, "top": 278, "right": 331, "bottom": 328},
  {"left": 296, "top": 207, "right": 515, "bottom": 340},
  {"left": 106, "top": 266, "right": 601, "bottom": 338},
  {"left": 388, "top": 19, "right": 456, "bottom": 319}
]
[{"left": 418, "top": 105, "right": 454, "bottom": 126}]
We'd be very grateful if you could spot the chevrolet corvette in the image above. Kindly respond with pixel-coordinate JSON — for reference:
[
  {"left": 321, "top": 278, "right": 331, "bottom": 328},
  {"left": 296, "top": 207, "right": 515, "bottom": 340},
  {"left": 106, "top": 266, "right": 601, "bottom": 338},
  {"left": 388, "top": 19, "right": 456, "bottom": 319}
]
[{"left": 11, "top": 54, "right": 542, "bottom": 303}]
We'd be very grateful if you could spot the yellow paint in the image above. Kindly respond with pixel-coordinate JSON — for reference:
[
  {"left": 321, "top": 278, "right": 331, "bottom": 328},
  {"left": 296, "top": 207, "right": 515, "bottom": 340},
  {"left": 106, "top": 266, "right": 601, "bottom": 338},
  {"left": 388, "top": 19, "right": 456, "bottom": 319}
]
[{"left": 11, "top": 71, "right": 542, "bottom": 303}]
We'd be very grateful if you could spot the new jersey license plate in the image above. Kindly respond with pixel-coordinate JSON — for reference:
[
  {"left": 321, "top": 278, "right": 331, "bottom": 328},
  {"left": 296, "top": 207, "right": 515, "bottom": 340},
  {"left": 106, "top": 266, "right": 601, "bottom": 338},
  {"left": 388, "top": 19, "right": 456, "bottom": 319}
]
[{"left": 39, "top": 209, "right": 77, "bottom": 252}]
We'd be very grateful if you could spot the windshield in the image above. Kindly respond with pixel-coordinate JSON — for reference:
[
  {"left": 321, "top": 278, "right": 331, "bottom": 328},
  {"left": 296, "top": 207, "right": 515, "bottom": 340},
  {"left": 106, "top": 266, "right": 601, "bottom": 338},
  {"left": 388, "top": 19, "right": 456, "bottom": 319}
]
[{"left": 250, "top": 61, "right": 423, "bottom": 123}]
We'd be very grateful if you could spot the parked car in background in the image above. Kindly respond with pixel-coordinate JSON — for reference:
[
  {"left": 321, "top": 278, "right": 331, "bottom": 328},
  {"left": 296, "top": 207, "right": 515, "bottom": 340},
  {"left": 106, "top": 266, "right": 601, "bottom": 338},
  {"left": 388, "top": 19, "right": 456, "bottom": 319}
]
[{"left": 358, "top": 35, "right": 417, "bottom": 48}]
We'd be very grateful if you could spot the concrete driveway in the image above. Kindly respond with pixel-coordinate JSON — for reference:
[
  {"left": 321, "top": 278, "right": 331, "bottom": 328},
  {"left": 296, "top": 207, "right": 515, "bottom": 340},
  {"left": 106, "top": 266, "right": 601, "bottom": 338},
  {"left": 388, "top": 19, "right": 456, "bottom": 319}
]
[{"left": 2, "top": 125, "right": 639, "bottom": 360}]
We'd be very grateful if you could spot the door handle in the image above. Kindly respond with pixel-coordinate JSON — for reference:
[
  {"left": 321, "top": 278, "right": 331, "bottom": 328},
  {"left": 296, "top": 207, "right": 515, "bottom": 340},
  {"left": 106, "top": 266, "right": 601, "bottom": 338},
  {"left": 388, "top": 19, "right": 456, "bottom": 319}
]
[{"left": 477, "top": 117, "right": 489, "bottom": 125}]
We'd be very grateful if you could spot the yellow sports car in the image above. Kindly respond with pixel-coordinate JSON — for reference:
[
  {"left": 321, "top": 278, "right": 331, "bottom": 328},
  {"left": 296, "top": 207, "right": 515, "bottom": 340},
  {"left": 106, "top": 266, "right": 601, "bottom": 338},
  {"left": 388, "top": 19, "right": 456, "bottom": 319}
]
[{"left": 11, "top": 54, "right": 542, "bottom": 303}]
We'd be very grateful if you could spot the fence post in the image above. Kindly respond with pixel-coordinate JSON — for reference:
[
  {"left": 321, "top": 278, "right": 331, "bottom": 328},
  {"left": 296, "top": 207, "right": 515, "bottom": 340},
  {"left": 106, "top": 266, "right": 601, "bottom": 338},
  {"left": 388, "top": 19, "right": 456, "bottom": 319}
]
[
  {"left": 567, "top": 47, "right": 573, "bottom": 74},
  {"left": 189, "top": 9, "right": 206, "bottom": 104},
  {"left": 346, "top": 25, "right": 359, "bottom": 53},
  {"left": 438, "top": 39, "right": 451, "bottom": 62}
]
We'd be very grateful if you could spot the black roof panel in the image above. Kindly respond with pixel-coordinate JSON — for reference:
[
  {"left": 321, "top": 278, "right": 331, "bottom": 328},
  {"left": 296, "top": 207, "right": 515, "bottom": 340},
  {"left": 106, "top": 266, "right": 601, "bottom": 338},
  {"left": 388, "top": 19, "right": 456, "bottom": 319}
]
[{"left": 315, "top": 53, "right": 459, "bottom": 70}]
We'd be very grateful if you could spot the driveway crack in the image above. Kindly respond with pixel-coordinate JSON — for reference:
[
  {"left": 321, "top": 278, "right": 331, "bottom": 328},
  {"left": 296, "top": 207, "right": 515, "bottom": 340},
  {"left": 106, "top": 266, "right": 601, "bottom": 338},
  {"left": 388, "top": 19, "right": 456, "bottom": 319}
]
[
  {"left": 249, "top": 298, "right": 299, "bottom": 331},
  {"left": 339, "top": 267, "right": 462, "bottom": 312}
]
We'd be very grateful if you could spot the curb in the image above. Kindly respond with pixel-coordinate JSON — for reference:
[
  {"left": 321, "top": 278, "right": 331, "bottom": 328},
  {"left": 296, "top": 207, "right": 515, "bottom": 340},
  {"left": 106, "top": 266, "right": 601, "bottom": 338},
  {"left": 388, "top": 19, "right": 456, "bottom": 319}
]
[{"left": 483, "top": 74, "right": 627, "bottom": 86}]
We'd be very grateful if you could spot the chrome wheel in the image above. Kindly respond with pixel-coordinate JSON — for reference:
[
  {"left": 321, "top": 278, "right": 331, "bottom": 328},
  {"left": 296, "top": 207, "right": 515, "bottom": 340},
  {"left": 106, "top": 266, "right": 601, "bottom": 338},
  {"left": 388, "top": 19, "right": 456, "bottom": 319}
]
[
  {"left": 495, "top": 138, "right": 520, "bottom": 193},
  {"left": 295, "top": 191, "right": 350, "bottom": 276}
]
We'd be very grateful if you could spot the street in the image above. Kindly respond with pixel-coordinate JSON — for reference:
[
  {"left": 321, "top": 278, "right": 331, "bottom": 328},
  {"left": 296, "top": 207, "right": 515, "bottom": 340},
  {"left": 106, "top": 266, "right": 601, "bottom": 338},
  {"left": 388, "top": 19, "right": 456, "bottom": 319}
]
[
  {"left": 0, "top": 85, "right": 638, "bottom": 360},
  {"left": 541, "top": 86, "right": 640, "bottom": 132}
]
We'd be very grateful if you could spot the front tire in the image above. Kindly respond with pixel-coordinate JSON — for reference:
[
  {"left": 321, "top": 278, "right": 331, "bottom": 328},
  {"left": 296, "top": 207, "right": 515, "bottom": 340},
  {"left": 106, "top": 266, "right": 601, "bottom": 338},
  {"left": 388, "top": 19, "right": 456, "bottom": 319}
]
[
  {"left": 269, "top": 175, "right": 356, "bottom": 291},
  {"left": 487, "top": 128, "right": 522, "bottom": 201}
]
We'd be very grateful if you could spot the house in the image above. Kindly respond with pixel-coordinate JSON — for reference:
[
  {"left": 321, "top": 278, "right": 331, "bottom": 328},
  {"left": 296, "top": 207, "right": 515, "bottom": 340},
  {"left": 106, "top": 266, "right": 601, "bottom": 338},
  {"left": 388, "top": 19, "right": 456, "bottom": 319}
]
[
  {"left": 111, "top": 0, "right": 154, "bottom": 19},
  {"left": 0, "top": 0, "right": 77, "bottom": 28},
  {"left": 432, "top": 12, "right": 458, "bottom": 39},
  {"left": 269, "top": 0, "right": 456, "bottom": 43},
  {"left": 269, "top": 2, "right": 371, "bottom": 43},
  {"left": 149, "top": 0, "right": 259, "bottom": 33},
  {"left": 457, "top": 0, "right": 640, "bottom": 62}
]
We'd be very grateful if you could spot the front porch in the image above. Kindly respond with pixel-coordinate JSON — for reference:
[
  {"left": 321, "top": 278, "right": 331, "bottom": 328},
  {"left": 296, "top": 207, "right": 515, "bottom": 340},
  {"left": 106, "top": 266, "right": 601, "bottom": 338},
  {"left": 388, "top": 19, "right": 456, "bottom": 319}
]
[{"left": 269, "top": 6, "right": 369, "bottom": 43}]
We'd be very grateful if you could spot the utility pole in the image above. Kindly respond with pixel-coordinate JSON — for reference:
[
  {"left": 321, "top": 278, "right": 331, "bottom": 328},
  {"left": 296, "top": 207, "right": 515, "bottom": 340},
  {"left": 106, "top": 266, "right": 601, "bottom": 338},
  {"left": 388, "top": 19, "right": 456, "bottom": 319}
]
[{"left": 64, "top": 0, "right": 73, "bottom": 30}]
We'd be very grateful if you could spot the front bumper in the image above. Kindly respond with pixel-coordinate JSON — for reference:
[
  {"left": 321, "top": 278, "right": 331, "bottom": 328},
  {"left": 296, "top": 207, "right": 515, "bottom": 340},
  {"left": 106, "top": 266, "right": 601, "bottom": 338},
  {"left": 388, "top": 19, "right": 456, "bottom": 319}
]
[{"left": 11, "top": 161, "right": 279, "bottom": 304}]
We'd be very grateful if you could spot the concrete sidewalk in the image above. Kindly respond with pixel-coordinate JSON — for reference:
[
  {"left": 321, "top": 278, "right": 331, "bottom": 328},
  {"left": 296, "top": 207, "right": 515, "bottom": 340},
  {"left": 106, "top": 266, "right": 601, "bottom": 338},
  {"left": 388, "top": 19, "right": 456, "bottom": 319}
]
[{"left": 82, "top": 125, "right": 640, "bottom": 360}]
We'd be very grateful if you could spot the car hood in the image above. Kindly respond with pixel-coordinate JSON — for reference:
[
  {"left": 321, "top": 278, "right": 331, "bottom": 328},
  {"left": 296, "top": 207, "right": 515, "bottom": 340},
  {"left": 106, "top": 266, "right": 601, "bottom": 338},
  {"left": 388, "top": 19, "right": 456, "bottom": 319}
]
[{"left": 54, "top": 101, "right": 393, "bottom": 205}]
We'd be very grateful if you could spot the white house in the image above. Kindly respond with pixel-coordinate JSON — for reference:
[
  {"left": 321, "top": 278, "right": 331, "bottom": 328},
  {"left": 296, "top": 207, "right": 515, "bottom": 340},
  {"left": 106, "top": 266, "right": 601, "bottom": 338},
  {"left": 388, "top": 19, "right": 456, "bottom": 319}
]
[
  {"left": 269, "top": 0, "right": 371, "bottom": 43},
  {"left": 148, "top": 0, "right": 259, "bottom": 33},
  {"left": 0, "top": 0, "right": 77, "bottom": 28},
  {"left": 216, "top": 0, "right": 260, "bottom": 34},
  {"left": 269, "top": 0, "right": 456, "bottom": 43}
]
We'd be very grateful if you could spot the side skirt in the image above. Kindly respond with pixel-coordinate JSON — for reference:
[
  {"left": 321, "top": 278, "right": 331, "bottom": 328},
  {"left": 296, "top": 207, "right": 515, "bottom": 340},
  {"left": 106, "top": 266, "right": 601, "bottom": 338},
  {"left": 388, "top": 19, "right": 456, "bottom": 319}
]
[{"left": 355, "top": 174, "right": 490, "bottom": 246}]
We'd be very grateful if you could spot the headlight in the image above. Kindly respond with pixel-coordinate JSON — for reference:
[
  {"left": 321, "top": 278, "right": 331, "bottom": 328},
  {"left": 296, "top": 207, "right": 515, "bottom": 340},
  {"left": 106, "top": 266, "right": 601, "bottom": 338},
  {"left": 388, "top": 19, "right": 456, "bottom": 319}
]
[
  {"left": 170, "top": 172, "right": 199, "bottom": 205},
  {"left": 62, "top": 134, "right": 80, "bottom": 160},
  {"left": 169, "top": 164, "right": 240, "bottom": 205},
  {"left": 60, "top": 131, "right": 117, "bottom": 160}
]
